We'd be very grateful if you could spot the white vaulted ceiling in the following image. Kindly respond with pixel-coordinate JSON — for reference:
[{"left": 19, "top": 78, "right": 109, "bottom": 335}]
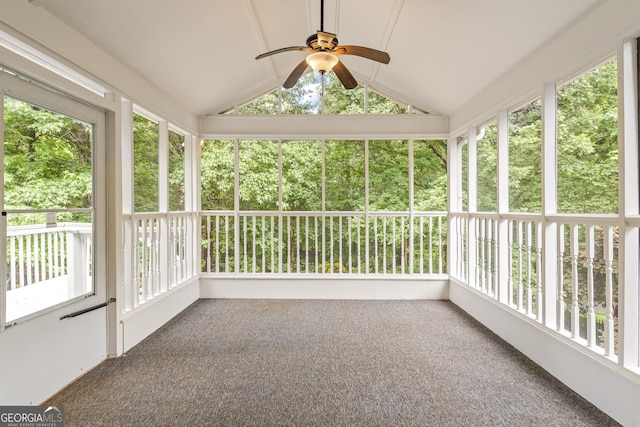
[{"left": 26, "top": 0, "right": 605, "bottom": 117}]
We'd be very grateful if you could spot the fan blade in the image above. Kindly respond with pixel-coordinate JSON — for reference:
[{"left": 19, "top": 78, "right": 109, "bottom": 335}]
[
  {"left": 283, "top": 59, "right": 309, "bottom": 88},
  {"left": 334, "top": 45, "right": 390, "bottom": 64},
  {"left": 255, "top": 46, "right": 310, "bottom": 60},
  {"left": 333, "top": 60, "right": 358, "bottom": 89}
]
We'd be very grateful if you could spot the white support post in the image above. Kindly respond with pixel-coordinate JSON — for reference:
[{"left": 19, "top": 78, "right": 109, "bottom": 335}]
[
  {"left": 446, "top": 136, "right": 458, "bottom": 278},
  {"left": 497, "top": 110, "right": 510, "bottom": 303},
  {"left": 467, "top": 128, "right": 478, "bottom": 287},
  {"left": 541, "top": 82, "right": 559, "bottom": 329},
  {"left": 619, "top": 39, "right": 640, "bottom": 367},
  {"left": 186, "top": 134, "right": 198, "bottom": 278},
  {"left": 158, "top": 120, "right": 169, "bottom": 293}
]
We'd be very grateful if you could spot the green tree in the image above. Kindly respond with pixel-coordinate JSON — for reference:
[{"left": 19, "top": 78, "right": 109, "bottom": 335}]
[{"left": 3, "top": 96, "right": 92, "bottom": 223}]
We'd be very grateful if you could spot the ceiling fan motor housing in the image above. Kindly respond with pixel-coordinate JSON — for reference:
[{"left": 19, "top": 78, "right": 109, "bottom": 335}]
[{"left": 306, "top": 31, "right": 339, "bottom": 51}]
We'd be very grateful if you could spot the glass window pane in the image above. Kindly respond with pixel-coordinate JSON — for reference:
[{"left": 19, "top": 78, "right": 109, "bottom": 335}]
[
  {"left": 325, "top": 140, "right": 365, "bottom": 211},
  {"left": 458, "top": 134, "right": 468, "bottom": 212},
  {"left": 509, "top": 99, "right": 542, "bottom": 212},
  {"left": 133, "top": 113, "right": 159, "bottom": 212},
  {"left": 282, "top": 140, "right": 322, "bottom": 211},
  {"left": 239, "top": 140, "right": 278, "bottom": 211},
  {"left": 3, "top": 96, "right": 93, "bottom": 210},
  {"left": 367, "top": 89, "right": 407, "bottom": 114},
  {"left": 414, "top": 140, "right": 448, "bottom": 211},
  {"left": 477, "top": 122, "right": 497, "bottom": 212},
  {"left": 557, "top": 59, "right": 618, "bottom": 214},
  {"left": 201, "top": 139, "right": 234, "bottom": 210},
  {"left": 281, "top": 73, "right": 319, "bottom": 114},
  {"left": 5, "top": 213, "right": 93, "bottom": 322},
  {"left": 369, "top": 140, "right": 409, "bottom": 211},
  {"left": 168, "top": 129, "right": 185, "bottom": 211},
  {"left": 239, "top": 89, "right": 279, "bottom": 115},
  {"left": 324, "top": 73, "right": 364, "bottom": 114}
]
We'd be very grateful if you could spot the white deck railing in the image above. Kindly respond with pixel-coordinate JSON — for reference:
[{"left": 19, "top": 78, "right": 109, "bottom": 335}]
[
  {"left": 451, "top": 212, "right": 619, "bottom": 359},
  {"left": 5, "top": 222, "right": 92, "bottom": 322},
  {"left": 122, "top": 212, "right": 195, "bottom": 314},
  {"left": 201, "top": 211, "right": 447, "bottom": 275},
  {"left": 6, "top": 222, "right": 92, "bottom": 291}
]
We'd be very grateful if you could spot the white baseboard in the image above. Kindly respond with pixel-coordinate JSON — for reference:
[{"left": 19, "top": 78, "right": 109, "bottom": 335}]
[
  {"left": 449, "top": 279, "right": 640, "bottom": 427},
  {"left": 200, "top": 275, "right": 449, "bottom": 300},
  {"left": 121, "top": 278, "right": 199, "bottom": 353}
]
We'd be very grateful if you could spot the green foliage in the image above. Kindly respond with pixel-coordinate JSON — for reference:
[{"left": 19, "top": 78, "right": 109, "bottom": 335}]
[
  {"left": 168, "top": 130, "right": 185, "bottom": 211},
  {"left": 557, "top": 59, "right": 618, "bottom": 214},
  {"left": 325, "top": 140, "right": 366, "bottom": 211},
  {"left": 3, "top": 96, "right": 92, "bottom": 223},
  {"left": 133, "top": 113, "right": 159, "bottom": 212},
  {"left": 201, "top": 139, "right": 234, "bottom": 210},
  {"left": 509, "top": 99, "right": 542, "bottom": 212},
  {"left": 477, "top": 122, "right": 498, "bottom": 212}
]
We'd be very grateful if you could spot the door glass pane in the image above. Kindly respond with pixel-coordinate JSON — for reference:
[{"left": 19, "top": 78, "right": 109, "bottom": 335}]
[
  {"left": 4, "top": 96, "right": 93, "bottom": 210},
  {"left": 4, "top": 96, "right": 94, "bottom": 321}
]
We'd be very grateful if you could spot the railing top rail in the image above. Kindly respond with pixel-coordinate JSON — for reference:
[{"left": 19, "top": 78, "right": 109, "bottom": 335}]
[
  {"left": 128, "top": 211, "right": 196, "bottom": 221},
  {"left": 546, "top": 213, "right": 620, "bottom": 226},
  {"left": 451, "top": 212, "right": 620, "bottom": 227},
  {"left": 201, "top": 210, "right": 447, "bottom": 217},
  {"left": 7, "top": 222, "right": 92, "bottom": 236}
]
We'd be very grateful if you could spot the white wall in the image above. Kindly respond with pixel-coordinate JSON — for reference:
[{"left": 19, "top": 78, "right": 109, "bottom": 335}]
[
  {"left": 450, "top": 280, "right": 640, "bottom": 426},
  {"left": 201, "top": 276, "right": 448, "bottom": 300}
]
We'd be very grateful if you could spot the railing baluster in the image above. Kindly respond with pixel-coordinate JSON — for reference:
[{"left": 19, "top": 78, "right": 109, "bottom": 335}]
[
  {"left": 570, "top": 224, "right": 580, "bottom": 339},
  {"left": 586, "top": 225, "right": 596, "bottom": 347},
  {"left": 557, "top": 223, "right": 565, "bottom": 332},
  {"left": 604, "top": 225, "right": 615, "bottom": 356},
  {"left": 374, "top": 216, "right": 378, "bottom": 274},
  {"left": 243, "top": 216, "right": 248, "bottom": 273},
  {"left": 214, "top": 215, "right": 219, "bottom": 273},
  {"left": 271, "top": 216, "right": 275, "bottom": 273},
  {"left": 305, "top": 216, "right": 309, "bottom": 274},
  {"left": 526, "top": 221, "right": 533, "bottom": 315},
  {"left": 296, "top": 216, "right": 300, "bottom": 273},
  {"left": 339, "top": 217, "right": 343, "bottom": 274},
  {"left": 315, "top": 216, "right": 319, "bottom": 273},
  {"left": 252, "top": 216, "right": 257, "bottom": 273},
  {"left": 357, "top": 216, "right": 362, "bottom": 273},
  {"left": 347, "top": 217, "right": 352, "bottom": 274},
  {"left": 261, "top": 215, "right": 266, "bottom": 273},
  {"left": 438, "top": 216, "right": 443, "bottom": 275},
  {"left": 536, "top": 222, "right": 543, "bottom": 321},
  {"left": 517, "top": 221, "right": 524, "bottom": 311},
  {"left": 507, "top": 220, "right": 514, "bottom": 304}
]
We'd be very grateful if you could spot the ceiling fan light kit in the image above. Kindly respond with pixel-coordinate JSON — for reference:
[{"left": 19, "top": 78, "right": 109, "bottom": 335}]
[
  {"left": 255, "top": 0, "right": 390, "bottom": 90},
  {"left": 306, "top": 51, "right": 339, "bottom": 73}
]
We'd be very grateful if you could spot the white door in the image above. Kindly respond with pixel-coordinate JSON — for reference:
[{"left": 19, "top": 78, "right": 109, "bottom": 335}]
[{"left": 0, "top": 70, "right": 107, "bottom": 404}]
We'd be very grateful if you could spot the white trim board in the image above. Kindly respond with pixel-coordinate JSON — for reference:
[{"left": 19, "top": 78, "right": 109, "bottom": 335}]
[
  {"left": 200, "top": 276, "right": 449, "bottom": 300},
  {"left": 121, "top": 278, "right": 199, "bottom": 353},
  {"left": 449, "top": 279, "right": 640, "bottom": 427}
]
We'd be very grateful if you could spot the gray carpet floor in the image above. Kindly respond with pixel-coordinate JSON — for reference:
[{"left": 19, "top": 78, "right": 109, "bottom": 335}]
[{"left": 46, "top": 299, "right": 620, "bottom": 426}]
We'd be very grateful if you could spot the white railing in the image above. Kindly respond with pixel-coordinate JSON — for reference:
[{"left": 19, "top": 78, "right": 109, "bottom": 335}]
[
  {"left": 452, "top": 212, "right": 619, "bottom": 359},
  {"left": 123, "top": 212, "right": 194, "bottom": 314},
  {"left": 6, "top": 222, "right": 92, "bottom": 291},
  {"left": 201, "top": 211, "right": 447, "bottom": 275}
]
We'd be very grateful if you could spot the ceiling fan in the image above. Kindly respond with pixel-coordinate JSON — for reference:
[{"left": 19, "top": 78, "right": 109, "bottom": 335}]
[{"left": 255, "top": 0, "right": 390, "bottom": 90}]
